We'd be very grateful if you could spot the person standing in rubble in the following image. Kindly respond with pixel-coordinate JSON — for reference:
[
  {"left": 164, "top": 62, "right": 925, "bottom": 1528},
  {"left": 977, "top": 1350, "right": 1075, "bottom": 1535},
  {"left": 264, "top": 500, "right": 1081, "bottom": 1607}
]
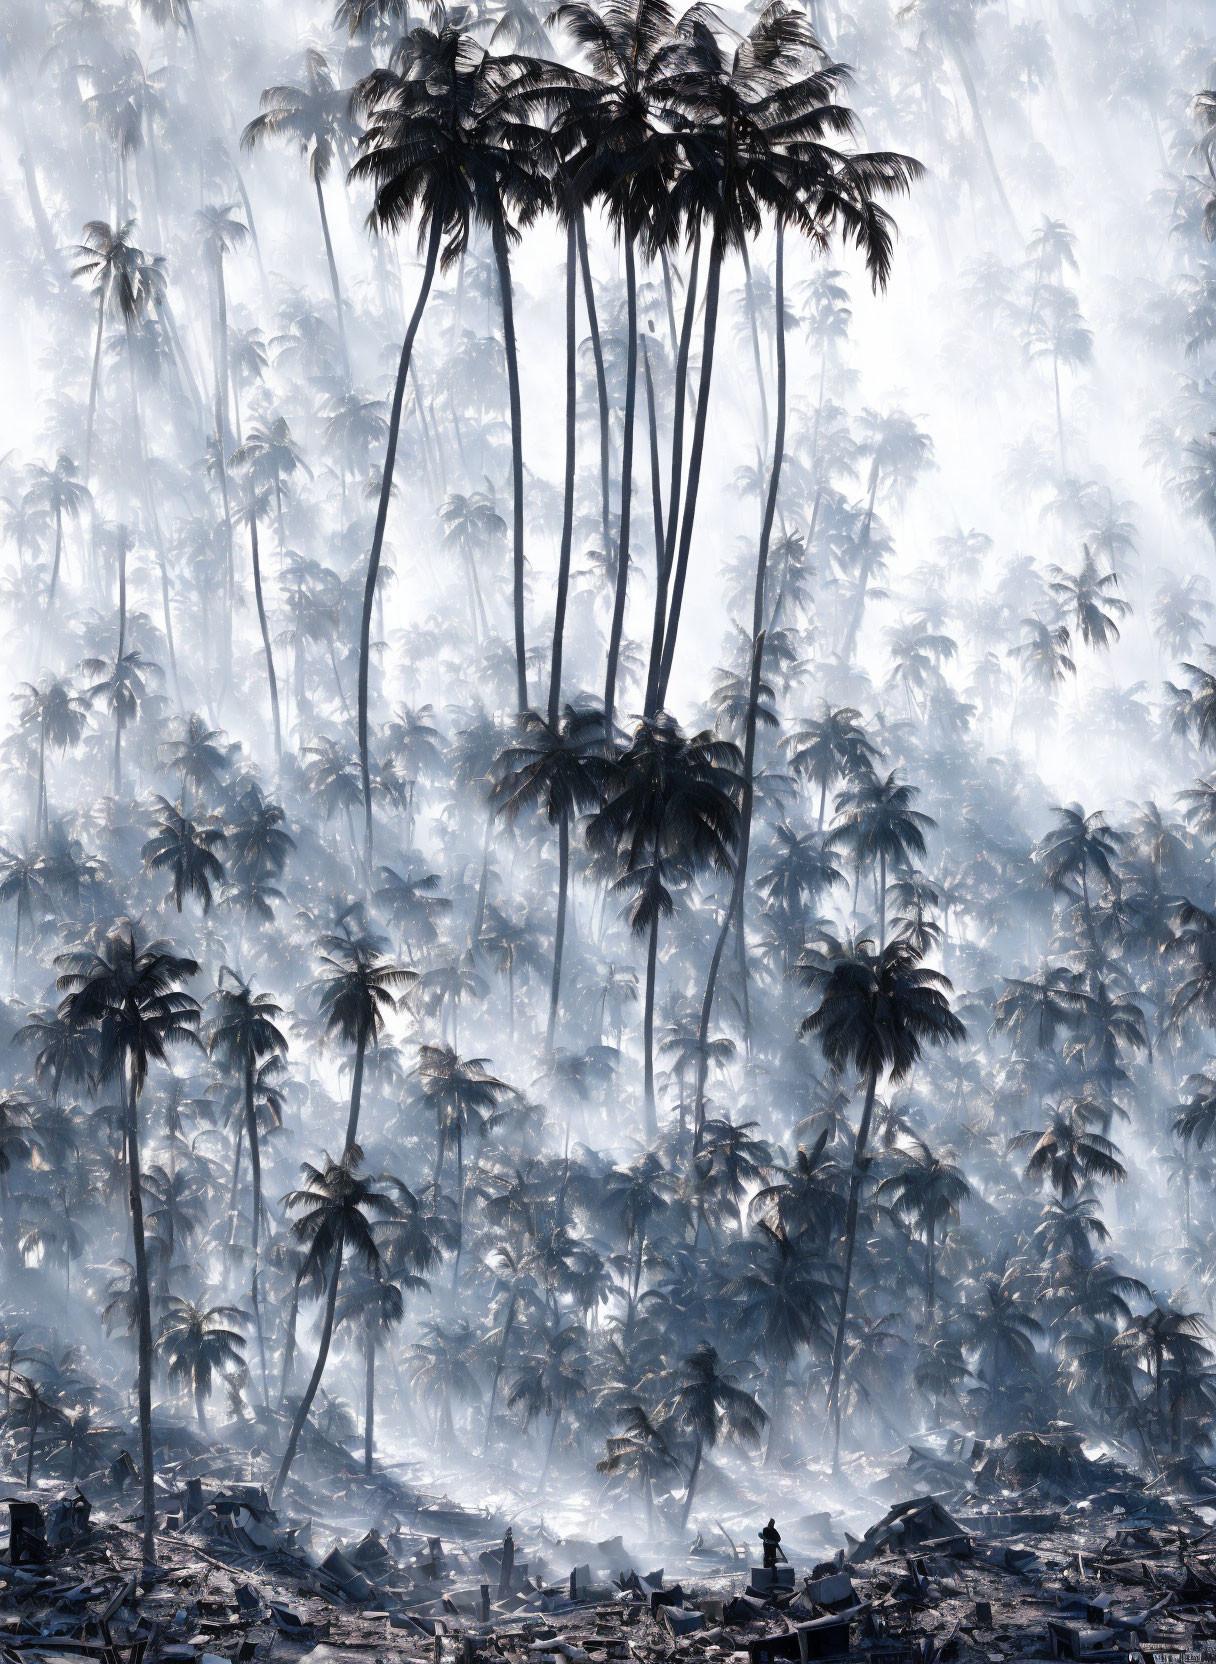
[
  {"left": 760, "top": 1520, "right": 783, "bottom": 1569},
  {"left": 498, "top": 1526, "right": 515, "bottom": 1595}
]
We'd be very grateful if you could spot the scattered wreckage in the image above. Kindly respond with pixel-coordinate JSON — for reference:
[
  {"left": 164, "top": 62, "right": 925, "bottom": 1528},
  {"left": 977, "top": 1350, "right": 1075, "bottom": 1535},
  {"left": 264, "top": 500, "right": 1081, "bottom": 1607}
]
[{"left": 5, "top": 1428, "right": 1216, "bottom": 1664}]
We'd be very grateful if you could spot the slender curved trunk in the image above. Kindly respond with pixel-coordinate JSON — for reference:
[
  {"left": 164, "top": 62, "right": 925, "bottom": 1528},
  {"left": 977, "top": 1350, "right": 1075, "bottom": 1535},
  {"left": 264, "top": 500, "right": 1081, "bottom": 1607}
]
[
  {"left": 548, "top": 218, "right": 578, "bottom": 726},
  {"left": 679, "top": 1434, "right": 703, "bottom": 1530},
  {"left": 343, "top": 1030, "right": 367, "bottom": 1156},
  {"left": 603, "top": 238, "right": 638, "bottom": 735},
  {"left": 12, "top": 96, "right": 61, "bottom": 277},
  {"left": 733, "top": 227, "right": 786, "bottom": 1045},
  {"left": 642, "top": 902, "right": 659, "bottom": 1143},
  {"left": 358, "top": 216, "right": 442, "bottom": 860},
  {"left": 642, "top": 337, "right": 665, "bottom": 578},
  {"left": 315, "top": 175, "right": 350, "bottom": 383},
  {"left": 656, "top": 245, "right": 722, "bottom": 708},
  {"left": 483, "top": 1286, "right": 519, "bottom": 1453},
  {"left": 575, "top": 212, "right": 613, "bottom": 582},
  {"left": 85, "top": 291, "right": 105, "bottom": 483},
  {"left": 244, "top": 1059, "right": 267, "bottom": 1405},
  {"left": 33, "top": 722, "right": 45, "bottom": 843},
  {"left": 646, "top": 232, "right": 700, "bottom": 717},
  {"left": 272, "top": 1233, "right": 342, "bottom": 1504},
  {"left": 124, "top": 1062, "right": 157, "bottom": 1568},
  {"left": 247, "top": 508, "right": 282, "bottom": 762},
  {"left": 739, "top": 241, "right": 769, "bottom": 455},
  {"left": 490, "top": 205, "right": 527, "bottom": 716},
  {"left": 364, "top": 1334, "right": 375, "bottom": 1475},
  {"left": 279, "top": 1268, "right": 302, "bottom": 1406},
  {"left": 546, "top": 808, "right": 570, "bottom": 1059},
  {"left": 827, "top": 1065, "right": 879, "bottom": 1471},
  {"left": 114, "top": 531, "right": 127, "bottom": 794}
]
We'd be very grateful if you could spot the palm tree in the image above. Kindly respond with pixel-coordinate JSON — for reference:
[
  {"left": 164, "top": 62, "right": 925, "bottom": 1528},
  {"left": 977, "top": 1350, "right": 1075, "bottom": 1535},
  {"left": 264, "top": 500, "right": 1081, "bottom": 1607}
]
[
  {"left": 141, "top": 796, "right": 227, "bottom": 912},
  {"left": 415, "top": 1044, "right": 511, "bottom": 1268},
  {"left": 228, "top": 462, "right": 282, "bottom": 763},
  {"left": 874, "top": 1140, "right": 971, "bottom": 1317},
  {"left": 1036, "top": 804, "right": 1122, "bottom": 954},
  {"left": 0, "top": 850, "right": 48, "bottom": 993},
  {"left": 784, "top": 704, "right": 879, "bottom": 829},
  {"left": 827, "top": 771, "right": 935, "bottom": 945},
  {"left": 493, "top": 705, "right": 610, "bottom": 1054},
  {"left": 335, "top": 1264, "right": 413, "bottom": 1473},
  {"left": 206, "top": 970, "right": 288, "bottom": 1400},
  {"left": 242, "top": 50, "right": 354, "bottom": 378},
  {"left": 17, "top": 676, "right": 89, "bottom": 842},
  {"left": 1010, "top": 1110, "right": 1127, "bottom": 1201},
  {"left": 71, "top": 221, "right": 165, "bottom": 484},
  {"left": 156, "top": 1298, "right": 247, "bottom": 1429},
  {"left": 22, "top": 455, "right": 91, "bottom": 645},
  {"left": 271, "top": 1149, "right": 401, "bottom": 1501},
  {"left": 349, "top": 10, "right": 548, "bottom": 844},
  {"left": 314, "top": 926, "right": 416, "bottom": 1155},
  {"left": 654, "top": 13, "right": 920, "bottom": 705},
  {"left": 671, "top": 1343, "right": 765, "bottom": 1529},
  {"left": 54, "top": 921, "right": 201, "bottom": 1567},
  {"left": 798, "top": 930, "right": 964, "bottom": 1466},
  {"left": 587, "top": 715, "right": 742, "bottom": 1138}
]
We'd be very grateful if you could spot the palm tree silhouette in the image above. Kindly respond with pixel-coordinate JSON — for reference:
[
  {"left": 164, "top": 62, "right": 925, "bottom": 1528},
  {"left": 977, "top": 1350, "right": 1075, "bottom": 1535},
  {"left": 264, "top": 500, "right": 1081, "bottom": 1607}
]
[
  {"left": 798, "top": 930, "right": 964, "bottom": 1467},
  {"left": 243, "top": 50, "right": 355, "bottom": 379},
  {"left": 156, "top": 1297, "right": 247, "bottom": 1429},
  {"left": 671, "top": 1341, "right": 765, "bottom": 1528},
  {"left": 314, "top": 924, "right": 415, "bottom": 1156},
  {"left": 588, "top": 714, "right": 741, "bottom": 1138},
  {"left": 206, "top": 970, "right": 288, "bottom": 1400},
  {"left": 271, "top": 1148, "right": 401, "bottom": 1501},
  {"left": 493, "top": 704, "right": 611, "bottom": 1053},
  {"left": 54, "top": 920, "right": 201, "bottom": 1566}
]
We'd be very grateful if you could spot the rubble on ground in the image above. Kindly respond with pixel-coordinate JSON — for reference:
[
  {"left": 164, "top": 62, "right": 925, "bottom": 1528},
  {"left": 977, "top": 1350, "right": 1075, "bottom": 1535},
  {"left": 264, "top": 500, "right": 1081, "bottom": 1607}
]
[{"left": 8, "top": 1428, "right": 1216, "bottom": 1664}]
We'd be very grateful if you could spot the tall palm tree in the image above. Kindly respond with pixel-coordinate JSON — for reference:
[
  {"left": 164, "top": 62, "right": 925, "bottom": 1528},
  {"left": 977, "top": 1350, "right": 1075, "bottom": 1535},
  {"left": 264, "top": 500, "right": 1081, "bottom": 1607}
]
[
  {"left": 587, "top": 715, "right": 742, "bottom": 1138},
  {"left": 156, "top": 1298, "right": 247, "bottom": 1429},
  {"left": 314, "top": 926, "right": 416, "bottom": 1155},
  {"left": 493, "top": 704, "right": 611, "bottom": 1053},
  {"left": 141, "top": 796, "right": 227, "bottom": 912},
  {"left": 22, "top": 455, "right": 91, "bottom": 646},
  {"left": 206, "top": 971, "right": 288, "bottom": 1400},
  {"left": 349, "top": 11, "right": 551, "bottom": 846},
  {"left": 242, "top": 50, "right": 355, "bottom": 378},
  {"left": 54, "top": 921, "right": 201, "bottom": 1566},
  {"left": 271, "top": 1149, "right": 401, "bottom": 1501},
  {"left": 335, "top": 1264, "right": 413, "bottom": 1473},
  {"left": 827, "top": 771, "right": 935, "bottom": 945},
  {"left": 18, "top": 676, "right": 90, "bottom": 842},
  {"left": 653, "top": 8, "right": 921, "bottom": 705},
  {"left": 71, "top": 221, "right": 165, "bottom": 484},
  {"left": 798, "top": 931, "right": 964, "bottom": 1467},
  {"left": 874, "top": 1139, "right": 971, "bottom": 1316},
  {"left": 671, "top": 1342, "right": 765, "bottom": 1529}
]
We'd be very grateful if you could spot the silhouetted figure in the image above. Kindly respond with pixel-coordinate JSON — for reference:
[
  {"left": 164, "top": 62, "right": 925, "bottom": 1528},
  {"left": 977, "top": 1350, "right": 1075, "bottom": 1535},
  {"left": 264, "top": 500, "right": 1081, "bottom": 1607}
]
[
  {"left": 760, "top": 1519, "right": 782, "bottom": 1569},
  {"left": 498, "top": 1526, "right": 515, "bottom": 1595}
]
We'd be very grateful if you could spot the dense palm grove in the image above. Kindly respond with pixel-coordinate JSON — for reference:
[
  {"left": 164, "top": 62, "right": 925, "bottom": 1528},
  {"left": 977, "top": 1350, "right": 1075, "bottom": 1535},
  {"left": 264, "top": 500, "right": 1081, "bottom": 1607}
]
[{"left": 3, "top": 0, "right": 1216, "bottom": 1557}]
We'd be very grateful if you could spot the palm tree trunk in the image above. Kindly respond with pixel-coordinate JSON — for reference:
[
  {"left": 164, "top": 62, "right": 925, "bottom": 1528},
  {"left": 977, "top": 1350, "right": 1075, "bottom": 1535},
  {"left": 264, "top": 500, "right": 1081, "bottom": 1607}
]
[
  {"left": 314, "top": 175, "right": 350, "bottom": 383},
  {"left": 272, "top": 1233, "right": 343, "bottom": 1504},
  {"left": 483, "top": 1288, "right": 518, "bottom": 1454},
  {"left": 656, "top": 245, "right": 722, "bottom": 709},
  {"left": 244, "top": 1060, "right": 268, "bottom": 1405},
  {"left": 603, "top": 237, "right": 638, "bottom": 734},
  {"left": 364, "top": 1334, "right": 375, "bottom": 1475},
  {"left": 343, "top": 1030, "right": 367, "bottom": 1156},
  {"left": 546, "top": 808, "right": 570, "bottom": 1059},
  {"left": 359, "top": 216, "right": 442, "bottom": 860},
  {"left": 679, "top": 1434, "right": 703, "bottom": 1529},
  {"left": 690, "top": 635, "right": 764, "bottom": 1152},
  {"left": 114, "top": 532, "right": 128, "bottom": 794},
  {"left": 642, "top": 907, "right": 659, "bottom": 1143},
  {"left": 946, "top": 39, "right": 1019, "bottom": 239},
  {"left": 575, "top": 211, "right": 612, "bottom": 570},
  {"left": 739, "top": 241, "right": 769, "bottom": 454},
  {"left": 123, "top": 1064, "right": 158, "bottom": 1568},
  {"left": 85, "top": 292, "right": 105, "bottom": 483},
  {"left": 490, "top": 205, "right": 528, "bottom": 717},
  {"left": 247, "top": 509, "right": 282, "bottom": 762},
  {"left": 11, "top": 95, "right": 61, "bottom": 277},
  {"left": 646, "top": 232, "right": 701, "bottom": 717},
  {"left": 279, "top": 1268, "right": 302, "bottom": 1406},
  {"left": 548, "top": 218, "right": 578, "bottom": 726},
  {"left": 827, "top": 1065, "right": 879, "bottom": 1472}
]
